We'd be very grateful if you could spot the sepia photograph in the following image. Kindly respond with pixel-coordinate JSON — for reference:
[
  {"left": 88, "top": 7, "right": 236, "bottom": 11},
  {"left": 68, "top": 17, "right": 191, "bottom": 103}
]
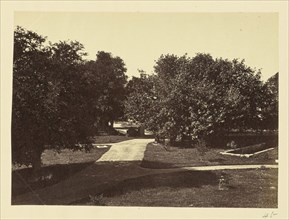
[{"left": 1, "top": 1, "right": 288, "bottom": 220}]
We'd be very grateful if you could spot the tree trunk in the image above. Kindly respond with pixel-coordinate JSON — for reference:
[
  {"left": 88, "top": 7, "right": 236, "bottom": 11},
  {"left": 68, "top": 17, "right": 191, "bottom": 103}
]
[
  {"left": 31, "top": 146, "right": 42, "bottom": 172},
  {"left": 139, "top": 125, "right": 145, "bottom": 137}
]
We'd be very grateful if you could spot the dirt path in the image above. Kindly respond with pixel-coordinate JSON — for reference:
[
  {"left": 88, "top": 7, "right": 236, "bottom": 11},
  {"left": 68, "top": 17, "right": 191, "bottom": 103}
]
[
  {"left": 147, "top": 164, "right": 278, "bottom": 173},
  {"left": 182, "top": 164, "right": 278, "bottom": 170},
  {"left": 96, "top": 138, "right": 154, "bottom": 162}
]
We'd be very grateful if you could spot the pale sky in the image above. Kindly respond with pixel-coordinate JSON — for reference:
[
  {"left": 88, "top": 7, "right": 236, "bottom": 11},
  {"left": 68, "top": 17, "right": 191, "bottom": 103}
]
[{"left": 14, "top": 12, "right": 278, "bottom": 81}]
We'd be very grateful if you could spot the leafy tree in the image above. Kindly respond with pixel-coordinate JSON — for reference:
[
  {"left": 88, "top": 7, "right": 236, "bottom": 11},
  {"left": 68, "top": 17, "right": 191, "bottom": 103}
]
[
  {"left": 12, "top": 26, "right": 57, "bottom": 169},
  {"left": 12, "top": 27, "right": 93, "bottom": 170},
  {"left": 125, "top": 71, "right": 158, "bottom": 129},
  {"left": 49, "top": 40, "right": 97, "bottom": 142},
  {"left": 261, "top": 72, "right": 278, "bottom": 130},
  {"left": 84, "top": 51, "right": 127, "bottom": 130},
  {"left": 125, "top": 53, "right": 267, "bottom": 144},
  {"left": 182, "top": 56, "right": 264, "bottom": 135}
]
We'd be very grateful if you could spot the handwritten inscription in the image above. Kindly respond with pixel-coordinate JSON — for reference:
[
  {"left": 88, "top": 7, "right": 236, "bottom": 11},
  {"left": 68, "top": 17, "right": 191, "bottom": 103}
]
[{"left": 262, "top": 211, "right": 278, "bottom": 218}]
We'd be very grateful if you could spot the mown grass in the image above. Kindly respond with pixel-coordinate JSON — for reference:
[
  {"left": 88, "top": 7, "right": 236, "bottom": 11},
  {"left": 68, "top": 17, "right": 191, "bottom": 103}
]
[
  {"left": 92, "top": 135, "right": 134, "bottom": 144},
  {"left": 12, "top": 135, "right": 279, "bottom": 207},
  {"left": 12, "top": 145, "right": 111, "bottom": 197},
  {"left": 12, "top": 161, "right": 150, "bottom": 205},
  {"left": 41, "top": 146, "right": 110, "bottom": 165},
  {"left": 12, "top": 135, "right": 140, "bottom": 203},
  {"left": 12, "top": 135, "right": 130, "bottom": 170},
  {"left": 87, "top": 168, "right": 278, "bottom": 208},
  {"left": 141, "top": 143, "right": 278, "bottom": 169}
]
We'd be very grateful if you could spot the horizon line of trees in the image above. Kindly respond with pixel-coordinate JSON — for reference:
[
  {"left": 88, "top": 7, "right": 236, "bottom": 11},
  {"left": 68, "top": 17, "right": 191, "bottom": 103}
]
[{"left": 12, "top": 26, "right": 278, "bottom": 169}]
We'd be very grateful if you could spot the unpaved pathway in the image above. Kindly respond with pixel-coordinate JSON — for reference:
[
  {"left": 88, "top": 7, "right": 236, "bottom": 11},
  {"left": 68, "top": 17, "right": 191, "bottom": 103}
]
[
  {"left": 96, "top": 138, "right": 154, "bottom": 162},
  {"left": 182, "top": 164, "right": 278, "bottom": 170},
  {"left": 150, "top": 164, "right": 278, "bottom": 173}
]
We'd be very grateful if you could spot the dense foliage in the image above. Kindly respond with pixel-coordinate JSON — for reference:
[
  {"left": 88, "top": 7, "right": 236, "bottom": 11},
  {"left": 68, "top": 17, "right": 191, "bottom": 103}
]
[
  {"left": 261, "top": 72, "right": 278, "bottom": 130},
  {"left": 84, "top": 51, "right": 127, "bottom": 129},
  {"left": 12, "top": 26, "right": 127, "bottom": 169},
  {"left": 125, "top": 54, "right": 278, "bottom": 143}
]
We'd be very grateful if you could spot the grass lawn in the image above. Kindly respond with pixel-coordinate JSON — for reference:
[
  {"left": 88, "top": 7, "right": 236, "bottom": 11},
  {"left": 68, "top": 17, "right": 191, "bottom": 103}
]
[
  {"left": 86, "top": 168, "right": 278, "bottom": 208},
  {"left": 12, "top": 135, "right": 131, "bottom": 170},
  {"left": 12, "top": 138, "right": 113, "bottom": 198},
  {"left": 12, "top": 136, "right": 279, "bottom": 207},
  {"left": 92, "top": 135, "right": 133, "bottom": 144},
  {"left": 141, "top": 143, "right": 278, "bottom": 169}
]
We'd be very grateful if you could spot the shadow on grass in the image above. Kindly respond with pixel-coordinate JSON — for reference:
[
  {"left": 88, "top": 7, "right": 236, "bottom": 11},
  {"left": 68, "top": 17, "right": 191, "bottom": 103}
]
[
  {"left": 77, "top": 170, "right": 219, "bottom": 205},
  {"left": 81, "top": 168, "right": 278, "bottom": 207},
  {"left": 12, "top": 162, "right": 94, "bottom": 197},
  {"left": 207, "top": 133, "right": 278, "bottom": 148},
  {"left": 164, "top": 133, "right": 278, "bottom": 149},
  {"left": 140, "top": 160, "right": 176, "bottom": 169}
]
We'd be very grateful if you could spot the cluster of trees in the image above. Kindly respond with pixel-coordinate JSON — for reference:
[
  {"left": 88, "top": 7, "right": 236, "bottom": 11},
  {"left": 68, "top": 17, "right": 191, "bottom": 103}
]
[
  {"left": 125, "top": 54, "right": 278, "bottom": 144},
  {"left": 12, "top": 26, "right": 278, "bottom": 169},
  {"left": 12, "top": 26, "right": 127, "bottom": 169}
]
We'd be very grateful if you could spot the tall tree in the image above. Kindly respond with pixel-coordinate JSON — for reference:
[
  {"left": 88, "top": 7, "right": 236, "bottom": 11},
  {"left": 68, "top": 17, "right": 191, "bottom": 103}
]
[
  {"left": 84, "top": 51, "right": 127, "bottom": 130},
  {"left": 12, "top": 27, "right": 93, "bottom": 170},
  {"left": 13, "top": 26, "right": 56, "bottom": 169},
  {"left": 125, "top": 71, "right": 158, "bottom": 129},
  {"left": 49, "top": 40, "right": 96, "bottom": 142}
]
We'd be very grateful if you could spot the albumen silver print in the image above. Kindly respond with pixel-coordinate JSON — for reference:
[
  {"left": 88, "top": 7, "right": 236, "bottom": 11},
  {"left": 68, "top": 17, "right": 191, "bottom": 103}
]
[{"left": 1, "top": 1, "right": 288, "bottom": 220}]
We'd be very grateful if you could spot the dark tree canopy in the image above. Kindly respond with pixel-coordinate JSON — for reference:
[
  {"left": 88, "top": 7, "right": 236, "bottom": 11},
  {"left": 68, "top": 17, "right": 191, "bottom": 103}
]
[
  {"left": 13, "top": 27, "right": 94, "bottom": 169},
  {"left": 261, "top": 72, "right": 278, "bottom": 130},
  {"left": 13, "top": 27, "right": 52, "bottom": 169},
  {"left": 125, "top": 53, "right": 274, "bottom": 143},
  {"left": 84, "top": 51, "right": 127, "bottom": 129},
  {"left": 12, "top": 27, "right": 128, "bottom": 169},
  {"left": 124, "top": 71, "right": 157, "bottom": 128}
]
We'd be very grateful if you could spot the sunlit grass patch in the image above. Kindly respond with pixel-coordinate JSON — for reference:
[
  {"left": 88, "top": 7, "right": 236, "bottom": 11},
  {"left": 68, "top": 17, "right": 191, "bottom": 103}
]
[{"left": 141, "top": 143, "right": 278, "bottom": 169}]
